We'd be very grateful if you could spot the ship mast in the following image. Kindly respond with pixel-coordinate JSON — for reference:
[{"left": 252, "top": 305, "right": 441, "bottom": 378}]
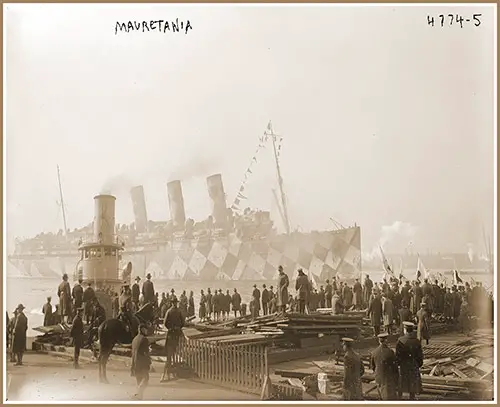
[
  {"left": 265, "top": 121, "right": 291, "bottom": 234},
  {"left": 57, "top": 165, "right": 68, "bottom": 236}
]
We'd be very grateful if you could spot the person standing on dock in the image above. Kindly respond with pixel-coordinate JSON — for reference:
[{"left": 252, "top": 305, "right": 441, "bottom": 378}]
[
  {"left": 416, "top": 302, "right": 431, "bottom": 345},
  {"left": 352, "top": 279, "right": 363, "bottom": 310},
  {"left": 188, "top": 291, "right": 195, "bottom": 318},
  {"left": 295, "top": 269, "right": 310, "bottom": 314},
  {"left": 70, "top": 307, "right": 84, "bottom": 369},
  {"left": 261, "top": 284, "right": 270, "bottom": 315},
  {"left": 396, "top": 321, "right": 423, "bottom": 400},
  {"left": 42, "top": 296, "right": 53, "bottom": 326},
  {"left": 331, "top": 290, "right": 344, "bottom": 315},
  {"left": 341, "top": 337, "right": 364, "bottom": 400},
  {"left": 206, "top": 289, "right": 213, "bottom": 320},
  {"left": 12, "top": 304, "right": 28, "bottom": 366},
  {"left": 161, "top": 297, "right": 185, "bottom": 382},
  {"left": 382, "top": 293, "right": 394, "bottom": 335},
  {"left": 57, "top": 273, "right": 72, "bottom": 324},
  {"left": 370, "top": 333, "right": 399, "bottom": 400},
  {"left": 131, "top": 323, "right": 152, "bottom": 400},
  {"left": 363, "top": 275, "right": 374, "bottom": 308},
  {"left": 398, "top": 301, "right": 412, "bottom": 334},
  {"left": 367, "top": 291, "right": 383, "bottom": 336},
  {"left": 132, "top": 277, "right": 141, "bottom": 308},
  {"left": 277, "top": 265, "right": 289, "bottom": 313},
  {"left": 72, "top": 278, "right": 84, "bottom": 316},
  {"left": 199, "top": 290, "right": 207, "bottom": 322},
  {"left": 325, "top": 280, "right": 333, "bottom": 308},
  {"left": 252, "top": 284, "right": 261, "bottom": 317},
  {"left": 142, "top": 273, "right": 156, "bottom": 306}
]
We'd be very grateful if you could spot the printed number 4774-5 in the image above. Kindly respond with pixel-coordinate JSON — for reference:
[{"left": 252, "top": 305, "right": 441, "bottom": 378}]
[{"left": 427, "top": 14, "right": 482, "bottom": 28}]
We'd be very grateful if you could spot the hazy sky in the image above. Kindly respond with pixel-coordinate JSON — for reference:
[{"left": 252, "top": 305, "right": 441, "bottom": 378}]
[{"left": 5, "top": 4, "right": 496, "bottom": 255}]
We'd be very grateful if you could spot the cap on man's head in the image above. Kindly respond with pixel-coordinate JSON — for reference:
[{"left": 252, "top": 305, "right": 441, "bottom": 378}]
[
  {"left": 263, "top": 284, "right": 266, "bottom": 288},
  {"left": 253, "top": 284, "right": 257, "bottom": 288},
  {"left": 377, "top": 333, "right": 389, "bottom": 340},
  {"left": 270, "top": 286, "right": 273, "bottom": 289},
  {"left": 278, "top": 265, "right": 283, "bottom": 271},
  {"left": 421, "top": 302, "right": 426, "bottom": 306},
  {"left": 342, "top": 337, "right": 354, "bottom": 343},
  {"left": 403, "top": 321, "right": 415, "bottom": 327},
  {"left": 146, "top": 273, "right": 152, "bottom": 279},
  {"left": 135, "top": 276, "right": 141, "bottom": 281}
]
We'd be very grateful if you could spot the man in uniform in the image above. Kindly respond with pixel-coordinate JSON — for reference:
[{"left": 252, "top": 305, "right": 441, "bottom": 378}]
[
  {"left": 416, "top": 302, "right": 431, "bottom": 345},
  {"left": 132, "top": 276, "right": 141, "bottom": 308},
  {"left": 142, "top": 273, "right": 155, "bottom": 305},
  {"left": 131, "top": 323, "right": 152, "bottom": 400},
  {"left": 295, "top": 269, "right": 310, "bottom": 314},
  {"left": 70, "top": 307, "right": 84, "bottom": 369},
  {"left": 370, "top": 333, "right": 399, "bottom": 400},
  {"left": 161, "top": 297, "right": 185, "bottom": 382},
  {"left": 396, "top": 321, "right": 423, "bottom": 400},
  {"left": 72, "top": 278, "right": 84, "bottom": 316},
  {"left": 367, "top": 291, "right": 383, "bottom": 336},
  {"left": 83, "top": 282, "right": 96, "bottom": 324},
  {"left": 277, "top": 266, "right": 289, "bottom": 313},
  {"left": 119, "top": 283, "right": 134, "bottom": 332},
  {"left": 342, "top": 337, "right": 364, "bottom": 400}
]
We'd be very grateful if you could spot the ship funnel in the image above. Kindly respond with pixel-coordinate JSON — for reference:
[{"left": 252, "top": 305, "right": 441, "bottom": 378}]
[
  {"left": 93, "top": 194, "right": 116, "bottom": 245},
  {"left": 130, "top": 185, "right": 148, "bottom": 233},
  {"left": 167, "top": 180, "right": 186, "bottom": 229},
  {"left": 207, "top": 173, "right": 228, "bottom": 228}
]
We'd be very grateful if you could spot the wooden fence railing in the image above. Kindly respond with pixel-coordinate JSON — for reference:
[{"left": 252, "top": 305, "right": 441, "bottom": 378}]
[{"left": 172, "top": 335, "right": 270, "bottom": 396}]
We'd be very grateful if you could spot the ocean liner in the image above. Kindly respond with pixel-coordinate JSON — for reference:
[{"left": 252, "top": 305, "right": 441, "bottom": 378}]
[{"left": 7, "top": 122, "right": 362, "bottom": 283}]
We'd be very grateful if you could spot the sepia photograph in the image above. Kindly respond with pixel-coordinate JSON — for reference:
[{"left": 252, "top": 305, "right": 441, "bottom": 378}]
[{"left": 3, "top": 2, "right": 497, "bottom": 402}]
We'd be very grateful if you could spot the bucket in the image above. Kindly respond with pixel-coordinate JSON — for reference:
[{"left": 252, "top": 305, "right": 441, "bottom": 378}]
[{"left": 317, "top": 373, "right": 330, "bottom": 394}]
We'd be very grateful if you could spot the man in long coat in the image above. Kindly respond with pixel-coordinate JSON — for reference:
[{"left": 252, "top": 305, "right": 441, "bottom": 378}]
[
  {"left": 410, "top": 282, "right": 423, "bottom": 314},
  {"left": 396, "top": 321, "right": 423, "bottom": 400},
  {"left": 83, "top": 282, "right": 96, "bottom": 324},
  {"left": 252, "top": 284, "right": 261, "bottom": 317},
  {"left": 295, "top": 269, "right": 310, "bottom": 314},
  {"left": 131, "top": 323, "right": 152, "bottom": 400},
  {"left": 398, "top": 301, "right": 412, "bottom": 334},
  {"left": 353, "top": 279, "right": 363, "bottom": 310},
  {"left": 57, "top": 273, "right": 72, "bottom": 323},
  {"left": 261, "top": 284, "right": 270, "bottom": 315},
  {"left": 72, "top": 278, "right": 84, "bottom": 315},
  {"left": 363, "top": 275, "right": 374, "bottom": 307},
  {"left": 42, "top": 296, "right": 53, "bottom": 326},
  {"left": 161, "top": 297, "right": 185, "bottom": 382},
  {"left": 325, "top": 280, "right": 333, "bottom": 308},
  {"left": 370, "top": 333, "right": 399, "bottom": 400},
  {"left": 231, "top": 288, "right": 242, "bottom": 318},
  {"left": 276, "top": 266, "right": 289, "bottom": 313},
  {"left": 142, "top": 273, "right": 156, "bottom": 305},
  {"left": 342, "top": 337, "right": 364, "bottom": 400},
  {"left": 331, "top": 291, "right": 344, "bottom": 315},
  {"left": 12, "top": 304, "right": 28, "bottom": 366},
  {"left": 382, "top": 294, "right": 394, "bottom": 335},
  {"left": 367, "top": 292, "right": 383, "bottom": 336},
  {"left": 132, "top": 276, "right": 141, "bottom": 307},
  {"left": 416, "top": 302, "right": 431, "bottom": 345},
  {"left": 70, "top": 307, "right": 84, "bottom": 368}
]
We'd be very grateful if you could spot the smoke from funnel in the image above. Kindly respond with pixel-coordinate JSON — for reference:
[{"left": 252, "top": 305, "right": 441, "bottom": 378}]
[
  {"left": 364, "top": 221, "right": 419, "bottom": 262},
  {"left": 168, "top": 156, "right": 221, "bottom": 183}
]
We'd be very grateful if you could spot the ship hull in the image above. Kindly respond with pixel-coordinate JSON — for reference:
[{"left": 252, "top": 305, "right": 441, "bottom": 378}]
[{"left": 7, "top": 227, "right": 361, "bottom": 282}]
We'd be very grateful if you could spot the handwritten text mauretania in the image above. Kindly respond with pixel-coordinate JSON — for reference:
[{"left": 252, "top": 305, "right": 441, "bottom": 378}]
[{"left": 115, "top": 19, "right": 193, "bottom": 35}]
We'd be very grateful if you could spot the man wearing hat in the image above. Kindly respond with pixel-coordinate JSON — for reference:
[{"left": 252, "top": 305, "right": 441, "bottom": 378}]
[
  {"left": 370, "top": 333, "right": 399, "bottom": 400},
  {"left": 295, "top": 269, "right": 310, "bottom": 314},
  {"left": 161, "top": 296, "right": 185, "bottom": 382},
  {"left": 57, "top": 273, "right": 72, "bottom": 324},
  {"left": 142, "top": 273, "right": 155, "bottom": 306},
  {"left": 367, "top": 290, "right": 383, "bottom": 336},
  {"left": 363, "top": 274, "right": 374, "bottom": 308},
  {"left": 132, "top": 277, "right": 141, "bottom": 308},
  {"left": 131, "top": 323, "right": 152, "bottom": 400},
  {"left": 396, "top": 321, "right": 423, "bottom": 400},
  {"left": 252, "top": 284, "right": 261, "bottom": 317},
  {"left": 70, "top": 307, "right": 84, "bottom": 369},
  {"left": 325, "top": 279, "right": 333, "bottom": 308},
  {"left": 83, "top": 281, "right": 96, "bottom": 325},
  {"left": 277, "top": 265, "right": 289, "bottom": 313},
  {"left": 261, "top": 284, "right": 270, "bottom": 316},
  {"left": 342, "top": 337, "right": 364, "bottom": 400},
  {"left": 42, "top": 296, "right": 53, "bottom": 327},
  {"left": 416, "top": 302, "right": 431, "bottom": 345},
  {"left": 12, "top": 304, "right": 28, "bottom": 366},
  {"left": 119, "top": 282, "right": 134, "bottom": 332},
  {"left": 72, "top": 278, "right": 84, "bottom": 316},
  {"left": 231, "top": 288, "right": 242, "bottom": 318},
  {"left": 398, "top": 301, "right": 412, "bottom": 334}
]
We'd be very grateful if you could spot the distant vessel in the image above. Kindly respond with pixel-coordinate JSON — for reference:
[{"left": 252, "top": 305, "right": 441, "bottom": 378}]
[{"left": 7, "top": 122, "right": 363, "bottom": 282}]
